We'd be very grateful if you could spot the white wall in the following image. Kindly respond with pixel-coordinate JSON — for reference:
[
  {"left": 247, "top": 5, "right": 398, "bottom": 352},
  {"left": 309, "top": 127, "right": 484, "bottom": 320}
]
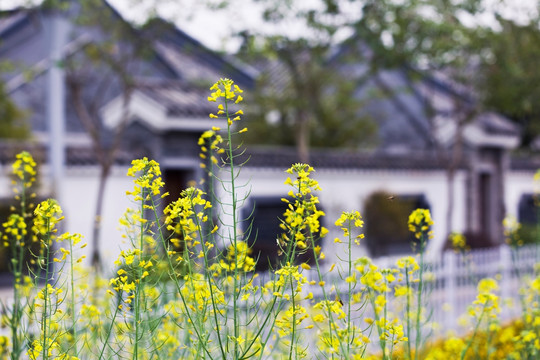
[
  {"left": 53, "top": 165, "right": 540, "bottom": 268},
  {"left": 0, "top": 164, "right": 134, "bottom": 274},
  {"left": 505, "top": 170, "right": 538, "bottom": 218},
  {"left": 1, "top": 161, "right": 536, "bottom": 272},
  {"left": 216, "top": 166, "right": 469, "bottom": 265},
  {"left": 61, "top": 166, "right": 133, "bottom": 272}
]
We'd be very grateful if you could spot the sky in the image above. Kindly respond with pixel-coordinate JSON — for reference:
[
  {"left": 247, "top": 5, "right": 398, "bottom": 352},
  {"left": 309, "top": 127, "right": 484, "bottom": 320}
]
[
  {"left": 0, "top": 0, "right": 323, "bottom": 52},
  {"left": 1, "top": 0, "right": 538, "bottom": 53},
  {"left": 107, "top": 0, "right": 332, "bottom": 52},
  {"left": 108, "top": 0, "right": 540, "bottom": 53}
]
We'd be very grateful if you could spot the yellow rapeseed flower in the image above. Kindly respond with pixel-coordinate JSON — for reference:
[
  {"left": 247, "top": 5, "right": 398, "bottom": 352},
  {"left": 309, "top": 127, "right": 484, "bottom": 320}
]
[{"left": 408, "top": 208, "right": 434, "bottom": 240}]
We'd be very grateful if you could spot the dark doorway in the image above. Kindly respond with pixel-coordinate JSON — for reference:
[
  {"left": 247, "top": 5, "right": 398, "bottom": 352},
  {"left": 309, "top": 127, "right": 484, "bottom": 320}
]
[
  {"left": 242, "top": 196, "right": 321, "bottom": 271},
  {"left": 479, "top": 173, "right": 492, "bottom": 243},
  {"left": 164, "top": 168, "right": 195, "bottom": 202}
]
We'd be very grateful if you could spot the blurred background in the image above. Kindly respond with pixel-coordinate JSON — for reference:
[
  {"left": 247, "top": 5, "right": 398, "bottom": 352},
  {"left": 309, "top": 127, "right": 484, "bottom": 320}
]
[{"left": 1, "top": 0, "right": 540, "bottom": 272}]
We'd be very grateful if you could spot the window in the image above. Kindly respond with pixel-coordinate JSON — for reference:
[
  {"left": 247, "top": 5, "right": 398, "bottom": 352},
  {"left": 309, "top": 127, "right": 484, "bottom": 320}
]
[
  {"left": 516, "top": 194, "right": 540, "bottom": 245},
  {"left": 162, "top": 168, "right": 196, "bottom": 252},
  {"left": 364, "top": 191, "right": 430, "bottom": 257},
  {"left": 518, "top": 194, "right": 537, "bottom": 225},
  {"left": 163, "top": 168, "right": 195, "bottom": 201},
  {"left": 242, "top": 196, "right": 321, "bottom": 271},
  {"left": 0, "top": 199, "right": 44, "bottom": 286}
]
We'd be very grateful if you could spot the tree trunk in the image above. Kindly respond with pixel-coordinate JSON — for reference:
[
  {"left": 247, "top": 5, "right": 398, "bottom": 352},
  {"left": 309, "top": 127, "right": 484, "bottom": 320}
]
[
  {"left": 68, "top": 75, "right": 133, "bottom": 270},
  {"left": 90, "top": 163, "right": 111, "bottom": 270},
  {"left": 445, "top": 110, "right": 468, "bottom": 240},
  {"left": 296, "top": 109, "right": 310, "bottom": 164}
]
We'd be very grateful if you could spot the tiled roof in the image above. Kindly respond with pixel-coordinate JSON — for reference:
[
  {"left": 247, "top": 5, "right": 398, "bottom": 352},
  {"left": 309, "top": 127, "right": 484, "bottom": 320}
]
[
  {"left": 475, "top": 112, "right": 521, "bottom": 137},
  {"left": 153, "top": 41, "right": 224, "bottom": 84},
  {"left": 235, "top": 147, "right": 459, "bottom": 171},
  {"left": 142, "top": 18, "right": 256, "bottom": 88},
  {"left": 0, "top": 10, "right": 26, "bottom": 36},
  {"left": 510, "top": 155, "right": 540, "bottom": 171},
  {"left": 136, "top": 79, "right": 216, "bottom": 117},
  {"left": 0, "top": 143, "right": 133, "bottom": 166},
  {"left": 0, "top": 142, "right": 538, "bottom": 172}
]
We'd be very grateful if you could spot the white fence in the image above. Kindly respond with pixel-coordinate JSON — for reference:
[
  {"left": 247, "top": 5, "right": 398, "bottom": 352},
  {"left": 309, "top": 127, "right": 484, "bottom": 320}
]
[
  {"left": 429, "top": 244, "right": 538, "bottom": 332},
  {"left": 295, "top": 244, "right": 540, "bottom": 336}
]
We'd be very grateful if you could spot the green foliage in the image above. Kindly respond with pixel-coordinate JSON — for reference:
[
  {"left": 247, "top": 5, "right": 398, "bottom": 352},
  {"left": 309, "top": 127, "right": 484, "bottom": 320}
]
[
  {"left": 234, "top": 0, "right": 493, "bottom": 156},
  {"left": 482, "top": 18, "right": 540, "bottom": 147},
  {"left": 242, "top": 46, "right": 377, "bottom": 150},
  {"left": 515, "top": 223, "right": 540, "bottom": 247},
  {"left": 352, "top": 0, "right": 485, "bottom": 70},
  {"left": 0, "top": 82, "right": 28, "bottom": 140}
]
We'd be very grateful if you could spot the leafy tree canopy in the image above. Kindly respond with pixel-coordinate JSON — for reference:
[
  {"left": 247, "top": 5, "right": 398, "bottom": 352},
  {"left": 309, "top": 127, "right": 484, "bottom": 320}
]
[
  {"left": 481, "top": 17, "right": 540, "bottom": 148},
  {"left": 0, "top": 79, "right": 28, "bottom": 140},
  {"left": 231, "top": 0, "right": 496, "bottom": 157}
]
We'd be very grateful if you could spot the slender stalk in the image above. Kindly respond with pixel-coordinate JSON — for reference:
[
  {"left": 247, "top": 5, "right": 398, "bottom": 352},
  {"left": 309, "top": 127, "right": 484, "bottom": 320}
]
[
  {"left": 41, "top": 223, "right": 51, "bottom": 360},
  {"left": 460, "top": 305, "right": 486, "bottom": 360},
  {"left": 69, "top": 239, "right": 78, "bottom": 358},
  {"left": 368, "top": 288, "right": 386, "bottom": 360},
  {"left": 287, "top": 275, "right": 297, "bottom": 360},
  {"left": 224, "top": 99, "right": 241, "bottom": 360},
  {"left": 97, "top": 296, "right": 122, "bottom": 360},
  {"left": 9, "top": 164, "right": 31, "bottom": 360},
  {"left": 346, "top": 221, "right": 353, "bottom": 357},
  {"left": 405, "top": 267, "right": 412, "bottom": 360},
  {"left": 155, "top": 204, "right": 213, "bottom": 359},
  {"left": 414, "top": 234, "right": 426, "bottom": 360},
  {"left": 308, "top": 225, "right": 347, "bottom": 357},
  {"left": 382, "top": 280, "right": 388, "bottom": 360},
  {"left": 10, "top": 234, "right": 25, "bottom": 360}
]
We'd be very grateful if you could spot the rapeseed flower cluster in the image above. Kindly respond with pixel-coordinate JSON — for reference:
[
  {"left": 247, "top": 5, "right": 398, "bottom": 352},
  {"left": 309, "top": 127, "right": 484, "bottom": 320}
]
[
  {"left": 12, "top": 150, "right": 36, "bottom": 188},
  {"left": 222, "top": 241, "right": 256, "bottom": 272},
  {"left": 126, "top": 157, "right": 164, "bottom": 200},
  {"left": 2, "top": 214, "right": 27, "bottom": 246},
  {"left": 334, "top": 210, "right": 364, "bottom": 245},
  {"left": 449, "top": 232, "right": 467, "bottom": 252},
  {"left": 1, "top": 80, "right": 539, "bottom": 360},
  {"left": 180, "top": 273, "right": 225, "bottom": 313},
  {"left": 208, "top": 78, "right": 244, "bottom": 127},
  {"left": 503, "top": 215, "right": 523, "bottom": 247},
  {"left": 55, "top": 232, "right": 86, "bottom": 264},
  {"left": 164, "top": 187, "right": 211, "bottom": 252},
  {"left": 32, "top": 199, "right": 63, "bottom": 243},
  {"left": 198, "top": 129, "right": 225, "bottom": 170},
  {"left": 470, "top": 278, "right": 500, "bottom": 318},
  {"left": 408, "top": 208, "right": 434, "bottom": 241},
  {"left": 281, "top": 163, "right": 327, "bottom": 254}
]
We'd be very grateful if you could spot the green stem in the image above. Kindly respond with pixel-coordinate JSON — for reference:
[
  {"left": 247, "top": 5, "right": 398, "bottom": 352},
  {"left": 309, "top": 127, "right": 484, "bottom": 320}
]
[
  {"left": 157, "top": 212, "right": 213, "bottom": 359},
  {"left": 288, "top": 275, "right": 297, "bottom": 360},
  {"left": 346, "top": 221, "right": 352, "bottom": 358},
  {"left": 133, "top": 187, "right": 147, "bottom": 360},
  {"left": 41, "top": 221, "right": 51, "bottom": 360},
  {"left": 10, "top": 235, "right": 24, "bottom": 360},
  {"left": 69, "top": 239, "right": 78, "bottom": 358},
  {"left": 10, "top": 175, "right": 30, "bottom": 360},
  {"left": 460, "top": 305, "right": 486, "bottom": 360},
  {"left": 405, "top": 268, "right": 412, "bottom": 360},
  {"left": 308, "top": 225, "right": 347, "bottom": 358},
  {"left": 189, "top": 196, "right": 228, "bottom": 360},
  {"left": 97, "top": 296, "right": 122, "bottom": 360},
  {"left": 414, "top": 234, "right": 425, "bottom": 360},
  {"left": 383, "top": 281, "right": 388, "bottom": 360},
  {"left": 224, "top": 97, "right": 240, "bottom": 359},
  {"left": 368, "top": 289, "right": 386, "bottom": 360}
]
